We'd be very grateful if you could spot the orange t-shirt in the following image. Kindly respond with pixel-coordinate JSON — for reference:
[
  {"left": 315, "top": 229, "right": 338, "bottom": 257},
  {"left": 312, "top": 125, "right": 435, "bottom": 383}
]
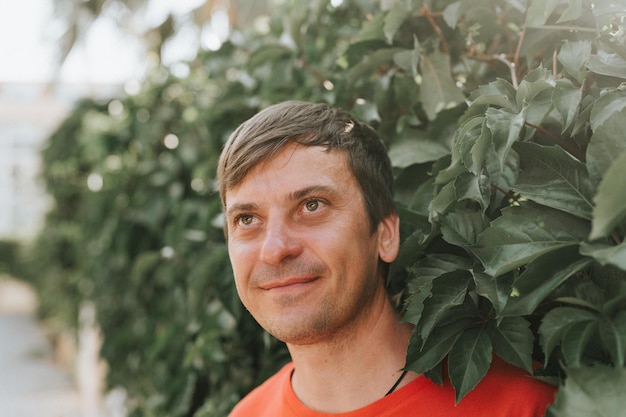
[{"left": 228, "top": 358, "right": 556, "bottom": 417}]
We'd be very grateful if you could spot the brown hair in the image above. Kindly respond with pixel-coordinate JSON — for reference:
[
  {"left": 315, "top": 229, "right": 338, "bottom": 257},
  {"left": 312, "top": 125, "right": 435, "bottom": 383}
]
[{"left": 217, "top": 101, "right": 396, "bottom": 232}]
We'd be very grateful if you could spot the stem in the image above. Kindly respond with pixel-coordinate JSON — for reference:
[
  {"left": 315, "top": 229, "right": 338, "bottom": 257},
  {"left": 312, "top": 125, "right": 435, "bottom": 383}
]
[
  {"left": 495, "top": 54, "right": 518, "bottom": 89},
  {"left": 611, "top": 231, "right": 623, "bottom": 245},
  {"left": 513, "top": 26, "right": 525, "bottom": 70},
  {"left": 491, "top": 183, "right": 514, "bottom": 200},
  {"left": 299, "top": 55, "right": 326, "bottom": 85},
  {"left": 525, "top": 122, "right": 586, "bottom": 162},
  {"left": 501, "top": 7, "right": 515, "bottom": 54},
  {"left": 524, "top": 25, "right": 597, "bottom": 33},
  {"left": 422, "top": 5, "right": 449, "bottom": 54}
]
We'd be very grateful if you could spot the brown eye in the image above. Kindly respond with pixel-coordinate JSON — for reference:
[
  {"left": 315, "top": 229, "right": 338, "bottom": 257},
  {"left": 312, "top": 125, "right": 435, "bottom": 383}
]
[
  {"left": 305, "top": 200, "right": 319, "bottom": 212},
  {"left": 239, "top": 215, "right": 254, "bottom": 225}
]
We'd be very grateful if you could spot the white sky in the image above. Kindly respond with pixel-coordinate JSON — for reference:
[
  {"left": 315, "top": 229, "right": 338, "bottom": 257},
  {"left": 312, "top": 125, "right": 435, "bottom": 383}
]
[{"left": 0, "top": 0, "right": 205, "bottom": 84}]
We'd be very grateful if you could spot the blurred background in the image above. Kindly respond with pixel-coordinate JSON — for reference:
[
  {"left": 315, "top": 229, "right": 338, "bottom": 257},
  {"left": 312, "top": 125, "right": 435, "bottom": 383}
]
[
  {"left": 0, "top": 1, "right": 266, "bottom": 416},
  {"left": 0, "top": 0, "right": 239, "bottom": 241}
]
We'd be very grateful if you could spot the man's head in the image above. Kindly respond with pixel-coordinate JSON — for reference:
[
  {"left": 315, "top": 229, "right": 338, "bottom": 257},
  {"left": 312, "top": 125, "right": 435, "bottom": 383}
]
[
  {"left": 217, "top": 101, "right": 396, "bottom": 233},
  {"left": 217, "top": 101, "right": 400, "bottom": 345}
]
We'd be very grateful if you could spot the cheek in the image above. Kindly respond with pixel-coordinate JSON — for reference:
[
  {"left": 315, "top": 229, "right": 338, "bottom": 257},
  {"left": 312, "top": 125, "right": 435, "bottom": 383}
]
[{"left": 228, "top": 243, "right": 254, "bottom": 289}]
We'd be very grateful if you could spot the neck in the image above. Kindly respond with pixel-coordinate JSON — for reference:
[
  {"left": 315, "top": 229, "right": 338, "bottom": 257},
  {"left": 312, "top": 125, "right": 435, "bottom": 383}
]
[{"left": 286, "top": 290, "right": 415, "bottom": 413}]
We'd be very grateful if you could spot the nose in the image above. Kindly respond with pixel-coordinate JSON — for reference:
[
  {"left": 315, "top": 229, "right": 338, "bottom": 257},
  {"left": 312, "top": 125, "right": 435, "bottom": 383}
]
[{"left": 259, "top": 220, "right": 303, "bottom": 265}]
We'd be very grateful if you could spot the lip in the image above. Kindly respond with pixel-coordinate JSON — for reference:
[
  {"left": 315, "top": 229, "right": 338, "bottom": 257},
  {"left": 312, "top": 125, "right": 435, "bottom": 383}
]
[{"left": 260, "top": 276, "right": 318, "bottom": 291}]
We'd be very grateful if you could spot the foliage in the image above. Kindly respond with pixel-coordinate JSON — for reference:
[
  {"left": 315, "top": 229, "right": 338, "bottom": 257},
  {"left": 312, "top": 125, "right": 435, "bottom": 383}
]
[
  {"left": 549, "top": 365, "right": 626, "bottom": 417},
  {"left": 51, "top": 0, "right": 272, "bottom": 69},
  {"left": 0, "top": 239, "right": 20, "bottom": 276},
  {"left": 28, "top": 0, "right": 626, "bottom": 415}
]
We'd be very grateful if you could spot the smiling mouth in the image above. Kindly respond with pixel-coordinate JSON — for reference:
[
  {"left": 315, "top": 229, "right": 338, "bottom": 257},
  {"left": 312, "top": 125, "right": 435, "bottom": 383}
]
[{"left": 260, "top": 277, "right": 319, "bottom": 291}]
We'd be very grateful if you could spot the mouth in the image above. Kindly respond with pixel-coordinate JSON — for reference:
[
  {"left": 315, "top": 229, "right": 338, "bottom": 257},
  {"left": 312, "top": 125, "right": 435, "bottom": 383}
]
[{"left": 260, "top": 276, "right": 319, "bottom": 291}]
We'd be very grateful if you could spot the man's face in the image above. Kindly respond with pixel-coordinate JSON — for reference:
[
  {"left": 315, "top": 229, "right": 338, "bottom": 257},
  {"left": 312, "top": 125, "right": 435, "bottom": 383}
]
[{"left": 224, "top": 143, "right": 398, "bottom": 345}]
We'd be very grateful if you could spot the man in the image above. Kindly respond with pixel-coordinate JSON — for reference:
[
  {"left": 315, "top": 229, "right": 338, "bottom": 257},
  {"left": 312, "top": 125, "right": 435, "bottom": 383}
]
[{"left": 217, "top": 101, "right": 555, "bottom": 416}]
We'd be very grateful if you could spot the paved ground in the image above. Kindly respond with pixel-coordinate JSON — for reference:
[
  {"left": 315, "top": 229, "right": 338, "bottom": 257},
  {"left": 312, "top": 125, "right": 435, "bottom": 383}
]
[{"left": 0, "top": 277, "right": 108, "bottom": 417}]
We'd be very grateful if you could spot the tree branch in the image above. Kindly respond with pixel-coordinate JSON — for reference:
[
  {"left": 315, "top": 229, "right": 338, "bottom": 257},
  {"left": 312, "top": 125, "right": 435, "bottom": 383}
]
[
  {"left": 495, "top": 54, "right": 518, "bottom": 89},
  {"left": 525, "top": 122, "right": 586, "bottom": 162},
  {"left": 513, "top": 26, "right": 525, "bottom": 70},
  {"left": 421, "top": 5, "right": 449, "bottom": 54},
  {"left": 611, "top": 231, "right": 623, "bottom": 246},
  {"left": 491, "top": 183, "right": 514, "bottom": 200}
]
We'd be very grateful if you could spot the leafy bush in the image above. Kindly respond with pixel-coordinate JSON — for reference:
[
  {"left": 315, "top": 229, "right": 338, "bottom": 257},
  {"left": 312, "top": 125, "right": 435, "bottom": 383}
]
[
  {"left": 0, "top": 239, "right": 20, "bottom": 275},
  {"left": 28, "top": 0, "right": 626, "bottom": 416}
]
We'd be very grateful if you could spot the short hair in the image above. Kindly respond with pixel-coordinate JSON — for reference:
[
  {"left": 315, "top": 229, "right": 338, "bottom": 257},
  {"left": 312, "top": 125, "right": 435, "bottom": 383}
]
[{"left": 217, "top": 101, "right": 396, "bottom": 233}]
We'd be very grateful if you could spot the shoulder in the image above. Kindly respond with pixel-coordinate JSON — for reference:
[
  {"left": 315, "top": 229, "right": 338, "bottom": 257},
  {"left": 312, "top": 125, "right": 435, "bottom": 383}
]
[
  {"left": 228, "top": 363, "right": 294, "bottom": 417},
  {"left": 457, "top": 357, "right": 557, "bottom": 416},
  {"left": 393, "top": 357, "right": 556, "bottom": 417}
]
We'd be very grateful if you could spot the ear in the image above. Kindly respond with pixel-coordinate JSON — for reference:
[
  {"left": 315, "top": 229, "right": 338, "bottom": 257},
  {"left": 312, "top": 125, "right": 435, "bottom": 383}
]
[{"left": 378, "top": 212, "right": 400, "bottom": 263}]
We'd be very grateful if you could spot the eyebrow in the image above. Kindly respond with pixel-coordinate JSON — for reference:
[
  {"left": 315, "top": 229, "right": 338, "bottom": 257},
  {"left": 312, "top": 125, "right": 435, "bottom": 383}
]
[
  {"left": 225, "top": 202, "right": 259, "bottom": 218},
  {"left": 287, "top": 185, "right": 336, "bottom": 201}
]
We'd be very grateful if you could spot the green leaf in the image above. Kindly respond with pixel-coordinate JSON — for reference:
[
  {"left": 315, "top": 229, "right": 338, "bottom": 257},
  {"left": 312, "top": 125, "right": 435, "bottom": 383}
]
[
  {"left": 487, "top": 317, "right": 533, "bottom": 373},
  {"left": 558, "top": 40, "right": 592, "bottom": 83},
  {"left": 550, "top": 365, "right": 626, "bottom": 417},
  {"left": 356, "top": 11, "right": 385, "bottom": 42},
  {"left": 388, "top": 138, "right": 449, "bottom": 167},
  {"left": 448, "top": 327, "right": 493, "bottom": 403},
  {"left": 344, "top": 39, "right": 388, "bottom": 67},
  {"left": 407, "top": 254, "right": 473, "bottom": 283},
  {"left": 442, "top": 1, "right": 462, "bottom": 29},
  {"left": 419, "top": 51, "right": 466, "bottom": 120},
  {"left": 587, "top": 51, "right": 626, "bottom": 78},
  {"left": 590, "top": 150, "right": 626, "bottom": 239},
  {"left": 393, "top": 39, "right": 420, "bottom": 76},
  {"left": 501, "top": 245, "right": 592, "bottom": 316},
  {"left": 516, "top": 66, "right": 554, "bottom": 110},
  {"left": 598, "top": 310, "right": 626, "bottom": 366},
  {"left": 472, "top": 203, "right": 590, "bottom": 277},
  {"left": 552, "top": 79, "right": 583, "bottom": 133},
  {"left": 586, "top": 91, "right": 626, "bottom": 185},
  {"left": 384, "top": 2, "right": 409, "bottom": 44},
  {"left": 580, "top": 241, "right": 626, "bottom": 270},
  {"left": 485, "top": 107, "right": 525, "bottom": 184},
  {"left": 408, "top": 177, "right": 436, "bottom": 216},
  {"left": 247, "top": 44, "right": 294, "bottom": 69},
  {"left": 513, "top": 142, "right": 594, "bottom": 220},
  {"left": 539, "top": 307, "right": 598, "bottom": 362},
  {"left": 590, "top": 90, "right": 626, "bottom": 133},
  {"left": 465, "top": 120, "right": 492, "bottom": 176},
  {"left": 403, "top": 284, "right": 433, "bottom": 325},
  {"left": 556, "top": 0, "right": 584, "bottom": 23},
  {"left": 437, "top": 116, "right": 485, "bottom": 182},
  {"left": 467, "top": 79, "right": 518, "bottom": 111},
  {"left": 485, "top": 145, "right": 520, "bottom": 209},
  {"left": 472, "top": 270, "right": 515, "bottom": 315},
  {"left": 525, "top": 85, "right": 555, "bottom": 127},
  {"left": 348, "top": 47, "right": 405, "bottom": 83},
  {"left": 406, "top": 315, "right": 472, "bottom": 374},
  {"left": 429, "top": 181, "right": 457, "bottom": 221},
  {"left": 561, "top": 320, "right": 598, "bottom": 367},
  {"left": 454, "top": 172, "right": 491, "bottom": 210},
  {"left": 404, "top": 254, "right": 471, "bottom": 317},
  {"left": 419, "top": 270, "right": 471, "bottom": 341},
  {"left": 525, "top": 0, "right": 561, "bottom": 26},
  {"left": 394, "top": 207, "right": 433, "bottom": 272},
  {"left": 441, "top": 208, "right": 489, "bottom": 248}
]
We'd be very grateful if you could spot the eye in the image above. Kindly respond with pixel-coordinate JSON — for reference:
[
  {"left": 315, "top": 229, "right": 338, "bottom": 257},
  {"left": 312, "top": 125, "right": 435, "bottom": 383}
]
[
  {"left": 304, "top": 199, "right": 320, "bottom": 212},
  {"left": 236, "top": 214, "right": 255, "bottom": 226}
]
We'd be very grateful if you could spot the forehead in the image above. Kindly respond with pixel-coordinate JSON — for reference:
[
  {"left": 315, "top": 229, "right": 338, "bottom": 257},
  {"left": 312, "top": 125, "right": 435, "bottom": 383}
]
[{"left": 224, "top": 144, "right": 355, "bottom": 207}]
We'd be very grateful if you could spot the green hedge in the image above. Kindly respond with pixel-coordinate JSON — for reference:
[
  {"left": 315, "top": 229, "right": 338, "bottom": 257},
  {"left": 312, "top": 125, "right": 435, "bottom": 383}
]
[{"left": 26, "top": 0, "right": 626, "bottom": 416}]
